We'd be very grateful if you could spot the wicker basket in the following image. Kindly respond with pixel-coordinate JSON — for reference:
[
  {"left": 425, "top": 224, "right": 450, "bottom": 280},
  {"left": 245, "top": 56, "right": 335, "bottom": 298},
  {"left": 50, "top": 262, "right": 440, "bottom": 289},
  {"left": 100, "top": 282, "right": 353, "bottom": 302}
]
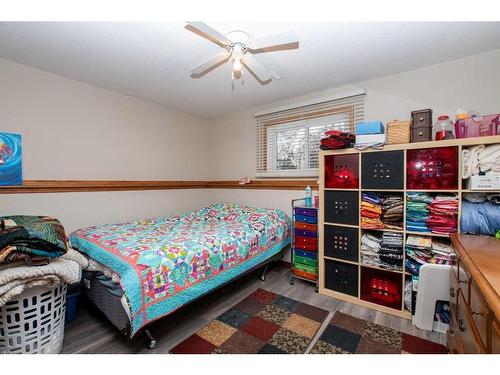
[{"left": 386, "top": 120, "right": 411, "bottom": 144}]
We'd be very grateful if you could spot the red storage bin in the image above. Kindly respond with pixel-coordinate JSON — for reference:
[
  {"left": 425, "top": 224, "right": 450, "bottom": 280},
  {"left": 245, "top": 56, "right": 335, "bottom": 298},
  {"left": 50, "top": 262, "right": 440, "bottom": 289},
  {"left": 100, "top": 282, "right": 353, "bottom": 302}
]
[
  {"left": 454, "top": 114, "right": 499, "bottom": 139},
  {"left": 295, "top": 222, "right": 317, "bottom": 231},
  {"left": 295, "top": 242, "right": 318, "bottom": 252},
  {"left": 325, "top": 154, "right": 359, "bottom": 189},
  {"left": 406, "top": 146, "right": 458, "bottom": 190},
  {"left": 360, "top": 267, "right": 402, "bottom": 310},
  {"left": 294, "top": 236, "right": 318, "bottom": 247}
]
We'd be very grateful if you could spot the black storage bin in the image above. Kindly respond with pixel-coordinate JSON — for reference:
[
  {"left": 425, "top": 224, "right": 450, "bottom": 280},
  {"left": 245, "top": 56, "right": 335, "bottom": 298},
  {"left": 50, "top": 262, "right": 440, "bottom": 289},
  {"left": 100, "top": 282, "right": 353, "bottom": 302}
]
[
  {"left": 324, "top": 190, "right": 359, "bottom": 226},
  {"left": 361, "top": 150, "right": 404, "bottom": 189},
  {"left": 324, "top": 259, "right": 358, "bottom": 297},
  {"left": 324, "top": 225, "right": 359, "bottom": 262}
]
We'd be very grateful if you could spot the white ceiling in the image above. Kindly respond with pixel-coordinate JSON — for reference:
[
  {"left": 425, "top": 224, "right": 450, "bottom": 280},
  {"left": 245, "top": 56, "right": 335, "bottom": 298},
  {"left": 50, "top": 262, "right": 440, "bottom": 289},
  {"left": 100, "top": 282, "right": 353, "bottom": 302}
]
[{"left": 1, "top": 22, "right": 500, "bottom": 119}]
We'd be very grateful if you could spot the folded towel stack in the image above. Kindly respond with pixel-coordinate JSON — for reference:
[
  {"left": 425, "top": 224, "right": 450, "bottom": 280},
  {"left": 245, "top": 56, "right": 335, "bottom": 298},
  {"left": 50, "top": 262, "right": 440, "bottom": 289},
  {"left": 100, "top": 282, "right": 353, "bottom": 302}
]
[
  {"left": 462, "top": 144, "right": 500, "bottom": 178},
  {"left": 361, "top": 231, "right": 403, "bottom": 271},
  {"left": 427, "top": 195, "right": 459, "bottom": 234},
  {"left": 406, "top": 192, "right": 432, "bottom": 232},
  {"left": 405, "top": 234, "right": 453, "bottom": 276}
]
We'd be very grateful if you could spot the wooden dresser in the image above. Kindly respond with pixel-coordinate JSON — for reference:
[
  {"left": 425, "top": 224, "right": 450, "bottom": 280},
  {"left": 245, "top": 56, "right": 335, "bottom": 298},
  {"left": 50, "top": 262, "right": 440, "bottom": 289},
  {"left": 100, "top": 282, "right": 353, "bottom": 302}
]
[{"left": 448, "top": 234, "right": 500, "bottom": 353}]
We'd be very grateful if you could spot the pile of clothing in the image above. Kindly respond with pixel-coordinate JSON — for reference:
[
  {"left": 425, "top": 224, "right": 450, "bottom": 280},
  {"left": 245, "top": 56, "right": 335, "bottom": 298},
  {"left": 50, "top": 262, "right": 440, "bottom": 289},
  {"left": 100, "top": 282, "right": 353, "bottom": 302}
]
[
  {"left": 361, "top": 193, "right": 383, "bottom": 228},
  {"left": 406, "top": 192, "right": 432, "bottom": 232},
  {"left": 405, "top": 234, "right": 453, "bottom": 276},
  {"left": 361, "top": 231, "right": 403, "bottom": 271},
  {"left": 427, "top": 195, "right": 459, "bottom": 234},
  {"left": 320, "top": 130, "right": 355, "bottom": 150},
  {"left": 461, "top": 193, "right": 500, "bottom": 236},
  {"left": 361, "top": 193, "right": 403, "bottom": 230},
  {"left": 462, "top": 144, "right": 500, "bottom": 178},
  {"left": 381, "top": 195, "right": 404, "bottom": 230},
  {"left": 0, "top": 216, "right": 84, "bottom": 306}
]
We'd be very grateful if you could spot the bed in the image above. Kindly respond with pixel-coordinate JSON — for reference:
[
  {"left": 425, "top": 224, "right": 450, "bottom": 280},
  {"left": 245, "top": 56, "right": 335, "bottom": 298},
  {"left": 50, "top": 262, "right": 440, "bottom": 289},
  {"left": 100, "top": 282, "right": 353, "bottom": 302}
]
[{"left": 69, "top": 203, "right": 291, "bottom": 345}]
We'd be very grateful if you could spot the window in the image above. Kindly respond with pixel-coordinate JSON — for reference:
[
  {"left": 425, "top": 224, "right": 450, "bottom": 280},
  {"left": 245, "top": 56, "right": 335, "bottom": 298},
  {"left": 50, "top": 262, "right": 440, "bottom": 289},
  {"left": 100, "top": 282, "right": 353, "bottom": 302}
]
[{"left": 256, "top": 92, "right": 365, "bottom": 177}]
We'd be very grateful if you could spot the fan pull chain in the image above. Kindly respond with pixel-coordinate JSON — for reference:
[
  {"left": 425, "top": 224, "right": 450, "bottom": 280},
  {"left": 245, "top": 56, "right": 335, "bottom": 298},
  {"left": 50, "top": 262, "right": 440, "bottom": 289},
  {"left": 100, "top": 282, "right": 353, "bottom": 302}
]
[{"left": 231, "top": 71, "right": 234, "bottom": 91}]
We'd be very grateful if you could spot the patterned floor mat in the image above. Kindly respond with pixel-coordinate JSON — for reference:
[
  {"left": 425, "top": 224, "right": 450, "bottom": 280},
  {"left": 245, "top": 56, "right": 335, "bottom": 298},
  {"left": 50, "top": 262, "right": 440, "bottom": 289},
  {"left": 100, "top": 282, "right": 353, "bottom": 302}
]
[
  {"left": 309, "top": 311, "right": 448, "bottom": 354},
  {"left": 170, "top": 288, "right": 329, "bottom": 354}
]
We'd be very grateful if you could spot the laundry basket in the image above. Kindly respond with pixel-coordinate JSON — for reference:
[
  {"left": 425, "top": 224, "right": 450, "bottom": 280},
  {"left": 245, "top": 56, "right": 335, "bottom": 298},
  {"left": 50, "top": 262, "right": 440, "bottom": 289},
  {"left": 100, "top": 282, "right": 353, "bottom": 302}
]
[{"left": 0, "top": 283, "right": 67, "bottom": 354}]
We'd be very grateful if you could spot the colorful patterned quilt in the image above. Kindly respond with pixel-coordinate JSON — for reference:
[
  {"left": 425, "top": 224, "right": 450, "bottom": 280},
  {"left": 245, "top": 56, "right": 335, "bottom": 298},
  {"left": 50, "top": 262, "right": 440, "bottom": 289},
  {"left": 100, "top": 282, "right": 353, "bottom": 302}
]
[{"left": 69, "top": 203, "right": 291, "bottom": 336}]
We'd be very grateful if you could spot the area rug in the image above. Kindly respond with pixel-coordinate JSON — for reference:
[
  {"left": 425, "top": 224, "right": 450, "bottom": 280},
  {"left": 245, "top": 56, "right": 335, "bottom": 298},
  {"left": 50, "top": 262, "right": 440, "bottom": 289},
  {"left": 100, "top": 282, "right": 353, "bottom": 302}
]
[
  {"left": 309, "top": 311, "right": 448, "bottom": 354},
  {"left": 170, "top": 288, "right": 329, "bottom": 354}
]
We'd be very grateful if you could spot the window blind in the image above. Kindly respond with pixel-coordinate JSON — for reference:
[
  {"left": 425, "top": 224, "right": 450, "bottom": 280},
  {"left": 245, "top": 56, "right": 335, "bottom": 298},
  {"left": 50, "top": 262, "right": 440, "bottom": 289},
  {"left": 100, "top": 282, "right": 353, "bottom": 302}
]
[{"left": 256, "top": 92, "right": 365, "bottom": 177}]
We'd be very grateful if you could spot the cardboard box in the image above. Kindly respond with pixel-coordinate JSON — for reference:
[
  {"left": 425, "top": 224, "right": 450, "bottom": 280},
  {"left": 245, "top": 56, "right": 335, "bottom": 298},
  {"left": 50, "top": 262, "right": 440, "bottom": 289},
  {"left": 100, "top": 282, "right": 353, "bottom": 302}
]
[
  {"left": 356, "top": 121, "right": 385, "bottom": 135},
  {"left": 466, "top": 175, "right": 500, "bottom": 190},
  {"left": 355, "top": 133, "right": 386, "bottom": 145}
]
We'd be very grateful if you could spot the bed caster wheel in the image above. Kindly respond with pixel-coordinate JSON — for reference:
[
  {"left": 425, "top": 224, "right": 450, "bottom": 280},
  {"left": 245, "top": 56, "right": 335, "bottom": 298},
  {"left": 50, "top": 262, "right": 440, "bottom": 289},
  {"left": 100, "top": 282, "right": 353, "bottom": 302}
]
[
  {"left": 147, "top": 339, "right": 157, "bottom": 350},
  {"left": 261, "top": 275, "right": 266, "bottom": 281},
  {"left": 315, "top": 286, "right": 319, "bottom": 293},
  {"left": 145, "top": 329, "right": 157, "bottom": 350},
  {"left": 290, "top": 279, "right": 294, "bottom": 285}
]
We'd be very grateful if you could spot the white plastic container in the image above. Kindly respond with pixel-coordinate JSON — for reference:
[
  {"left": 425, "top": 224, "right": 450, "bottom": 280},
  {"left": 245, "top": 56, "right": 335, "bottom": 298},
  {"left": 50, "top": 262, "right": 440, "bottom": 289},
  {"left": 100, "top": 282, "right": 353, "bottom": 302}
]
[{"left": 0, "top": 283, "right": 67, "bottom": 354}]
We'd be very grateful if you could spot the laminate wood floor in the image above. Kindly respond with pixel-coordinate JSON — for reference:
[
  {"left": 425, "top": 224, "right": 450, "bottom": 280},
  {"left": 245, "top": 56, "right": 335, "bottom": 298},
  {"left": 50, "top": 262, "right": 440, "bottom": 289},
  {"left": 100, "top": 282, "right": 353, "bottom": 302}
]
[{"left": 62, "top": 264, "right": 445, "bottom": 353}]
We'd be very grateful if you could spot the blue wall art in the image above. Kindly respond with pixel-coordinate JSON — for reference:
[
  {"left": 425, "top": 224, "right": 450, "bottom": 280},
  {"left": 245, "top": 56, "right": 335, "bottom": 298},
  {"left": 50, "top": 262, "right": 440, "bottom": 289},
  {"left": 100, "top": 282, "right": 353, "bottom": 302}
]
[{"left": 0, "top": 132, "right": 22, "bottom": 186}]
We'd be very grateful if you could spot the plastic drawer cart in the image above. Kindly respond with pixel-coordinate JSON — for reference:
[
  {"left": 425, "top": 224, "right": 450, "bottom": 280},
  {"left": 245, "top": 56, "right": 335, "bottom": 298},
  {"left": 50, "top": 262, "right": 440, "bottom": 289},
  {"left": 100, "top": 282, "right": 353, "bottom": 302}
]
[
  {"left": 290, "top": 198, "right": 319, "bottom": 292},
  {"left": 0, "top": 283, "right": 67, "bottom": 354}
]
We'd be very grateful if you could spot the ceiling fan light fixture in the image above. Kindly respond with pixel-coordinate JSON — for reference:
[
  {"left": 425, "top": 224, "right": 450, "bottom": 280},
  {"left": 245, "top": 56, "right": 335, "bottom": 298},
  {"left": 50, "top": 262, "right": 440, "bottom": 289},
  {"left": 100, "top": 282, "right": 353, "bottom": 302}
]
[{"left": 186, "top": 22, "right": 299, "bottom": 85}]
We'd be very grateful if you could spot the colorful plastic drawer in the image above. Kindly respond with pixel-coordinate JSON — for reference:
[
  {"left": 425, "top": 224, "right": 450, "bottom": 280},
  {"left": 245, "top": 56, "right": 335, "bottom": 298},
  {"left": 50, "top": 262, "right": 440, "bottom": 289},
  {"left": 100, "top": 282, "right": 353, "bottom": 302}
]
[
  {"left": 324, "top": 225, "right": 359, "bottom": 262},
  {"left": 295, "top": 222, "right": 317, "bottom": 231},
  {"left": 294, "top": 242, "right": 317, "bottom": 252},
  {"left": 294, "top": 236, "right": 318, "bottom": 246},
  {"left": 361, "top": 150, "right": 404, "bottom": 190},
  {"left": 324, "top": 190, "right": 359, "bottom": 226},
  {"left": 292, "top": 268, "right": 317, "bottom": 281},
  {"left": 293, "top": 262, "right": 317, "bottom": 274},
  {"left": 324, "top": 259, "right": 358, "bottom": 297},
  {"left": 406, "top": 146, "right": 458, "bottom": 190},
  {"left": 294, "top": 229, "right": 318, "bottom": 238},
  {"left": 360, "top": 266, "right": 402, "bottom": 310},
  {"left": 293, "top": 255, "right": 317, "bottom": 268},
  {"left": 294, "top": 249, "right": 317, "bottom": 259},
  {"left": 294, "top": 207, "right": 317, "bottom": 217},
  {"left": 325, "top": 154, "right": 359, "bottom": 189},
  {"left": 295, "top": 214, "right": 318, "bottom": 224}
]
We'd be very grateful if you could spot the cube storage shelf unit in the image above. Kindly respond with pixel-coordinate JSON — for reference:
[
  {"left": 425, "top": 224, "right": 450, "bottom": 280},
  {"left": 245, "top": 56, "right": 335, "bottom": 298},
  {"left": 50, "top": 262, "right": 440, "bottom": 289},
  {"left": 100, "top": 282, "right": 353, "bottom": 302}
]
[{"left": 318, "top": 135, "right": 500, "bottom": 319}]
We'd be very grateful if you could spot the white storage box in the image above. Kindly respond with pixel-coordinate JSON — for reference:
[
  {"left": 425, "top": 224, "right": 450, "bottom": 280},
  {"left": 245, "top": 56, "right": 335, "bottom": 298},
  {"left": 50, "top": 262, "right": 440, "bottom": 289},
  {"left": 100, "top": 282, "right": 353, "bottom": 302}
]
[
  {"left": 0, "top": 283, "right": 67, "bottom": 354},
  {"left": 355, "top": 133, "right": 386, "bottom": 145},
  {"left": 466, "top": 175, "right": 500, "bottom": 190}
]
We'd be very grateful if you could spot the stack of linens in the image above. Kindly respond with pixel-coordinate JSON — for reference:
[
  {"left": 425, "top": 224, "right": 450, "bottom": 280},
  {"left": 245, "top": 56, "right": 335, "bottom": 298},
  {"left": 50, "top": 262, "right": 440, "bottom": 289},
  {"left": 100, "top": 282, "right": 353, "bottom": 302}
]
[
  {"left": 405, "top": 234, "right": 453, "bottom": 276},
  {"left": 406, "top": 192, "right": 432, "bottom": 232},
  {"left": 426, "top": 195, "right": 458, "bottom": 234}
]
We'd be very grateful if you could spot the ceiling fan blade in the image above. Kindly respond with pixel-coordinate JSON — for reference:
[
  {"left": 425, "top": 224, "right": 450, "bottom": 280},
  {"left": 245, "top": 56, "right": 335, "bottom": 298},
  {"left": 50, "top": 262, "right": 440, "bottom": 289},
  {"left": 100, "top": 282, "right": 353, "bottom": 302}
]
[
  {"left": 185, "top": 22, "right": 231, "bottom": 47},
  {"left": 243, "top": 55, "right": 272, "bottom": 84},
  {"left": 248, "top": 31, "right": 299, "bottom": 52},
  {"left": 191, "top": 52, "right": 229, "bottom": 78}
]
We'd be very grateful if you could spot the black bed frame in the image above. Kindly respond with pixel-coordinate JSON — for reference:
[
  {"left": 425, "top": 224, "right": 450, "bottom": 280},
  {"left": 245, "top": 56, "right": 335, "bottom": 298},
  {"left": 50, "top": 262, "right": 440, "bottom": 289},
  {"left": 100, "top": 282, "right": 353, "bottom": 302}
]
[{"left": 81, "top": 246, "right": 288, "bottom": 349}]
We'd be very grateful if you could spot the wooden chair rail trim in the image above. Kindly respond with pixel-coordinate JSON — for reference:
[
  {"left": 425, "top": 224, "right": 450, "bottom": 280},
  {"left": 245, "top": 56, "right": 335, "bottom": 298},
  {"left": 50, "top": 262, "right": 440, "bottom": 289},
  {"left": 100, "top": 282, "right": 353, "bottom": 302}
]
[{"left": 0, "top": 179, "right": 319, "bottom": 194}]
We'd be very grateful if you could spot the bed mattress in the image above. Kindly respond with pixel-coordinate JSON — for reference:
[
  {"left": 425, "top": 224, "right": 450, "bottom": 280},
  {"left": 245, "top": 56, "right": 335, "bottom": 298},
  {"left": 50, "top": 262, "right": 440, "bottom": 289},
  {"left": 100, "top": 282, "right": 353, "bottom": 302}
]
[{"left": 69, "top": 203, "right": 291, "bottom": 336}]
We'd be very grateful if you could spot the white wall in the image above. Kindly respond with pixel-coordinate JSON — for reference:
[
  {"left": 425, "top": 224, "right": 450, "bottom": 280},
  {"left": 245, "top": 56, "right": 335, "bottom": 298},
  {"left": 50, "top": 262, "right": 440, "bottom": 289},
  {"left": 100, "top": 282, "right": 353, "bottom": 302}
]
[
  {"left": 207, "top": 49, "right": 500, "bottom": 181},
  {"left": 0, "top": 59, "right": 211, "bottom": 231},
  {"left": 205, "top": 49, "right": 500, "bottom": 257},
  {"left": 0, "top": 58, "right": 210, "bottom": 180}
]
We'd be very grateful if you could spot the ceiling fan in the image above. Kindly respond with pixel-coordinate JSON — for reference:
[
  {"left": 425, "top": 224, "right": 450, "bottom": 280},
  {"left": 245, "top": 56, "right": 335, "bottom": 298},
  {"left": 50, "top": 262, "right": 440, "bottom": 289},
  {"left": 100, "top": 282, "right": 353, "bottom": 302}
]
[{"left": 185, "top": 22, "right": 299, "bottom": 86}]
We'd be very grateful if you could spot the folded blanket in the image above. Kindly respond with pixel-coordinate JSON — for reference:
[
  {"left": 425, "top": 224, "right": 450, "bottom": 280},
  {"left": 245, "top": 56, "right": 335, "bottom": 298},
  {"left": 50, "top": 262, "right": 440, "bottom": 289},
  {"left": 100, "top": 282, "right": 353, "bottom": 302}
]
[
  {"left": 0, "top": 248, "right": 84, "bottom": 307},
  {"left": 0, "top": 216, "right": 69, "bottom": 263}
]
